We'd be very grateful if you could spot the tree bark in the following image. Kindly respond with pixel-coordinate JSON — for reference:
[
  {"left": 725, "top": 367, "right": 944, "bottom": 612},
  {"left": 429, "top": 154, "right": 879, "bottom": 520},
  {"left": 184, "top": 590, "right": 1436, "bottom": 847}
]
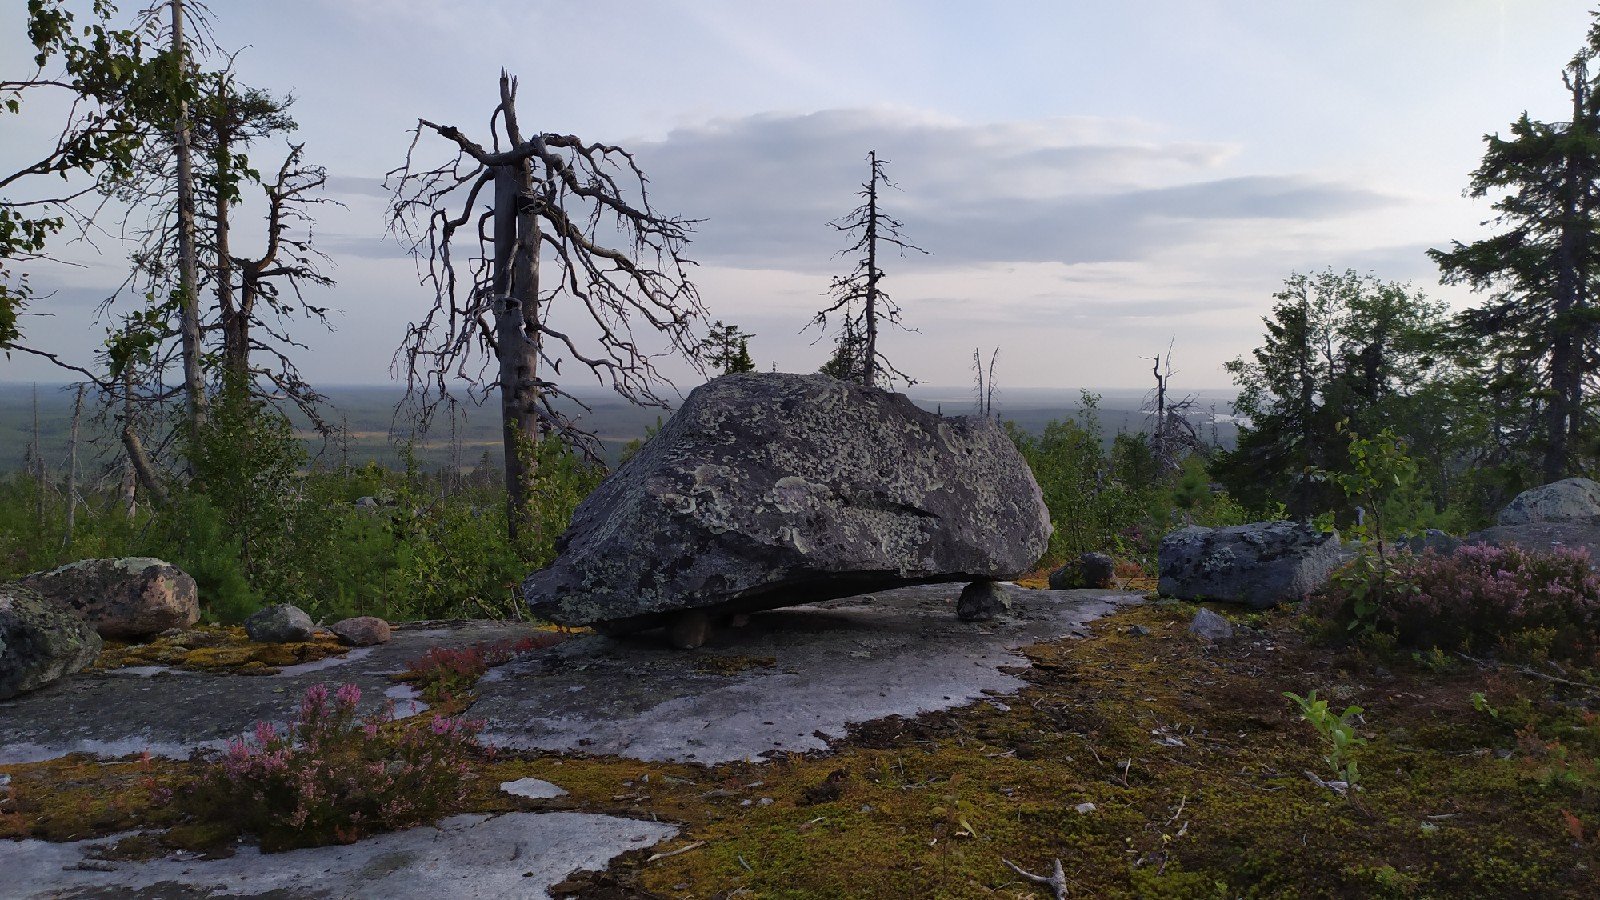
[
  {"left": 862, "top": 150, "right": 879, "bottom": 388},
  {"left": 491, "top": 79, "right": 545, "bottom": 542},
  {"left": 62, "top": 384, "right": 84, "bottom": 548},
  {"left": 171, "top": 0, "right": 207, "bottom": 431}
]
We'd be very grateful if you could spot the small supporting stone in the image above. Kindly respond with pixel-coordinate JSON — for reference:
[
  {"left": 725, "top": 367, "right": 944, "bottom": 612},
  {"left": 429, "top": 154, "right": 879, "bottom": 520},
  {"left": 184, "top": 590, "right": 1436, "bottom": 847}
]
[
  {"left": 667, "top": 610, "right": 712, "bottom": 649},
  {"left": 956, "top": 580, "right": 1010, "bottom": 622}
]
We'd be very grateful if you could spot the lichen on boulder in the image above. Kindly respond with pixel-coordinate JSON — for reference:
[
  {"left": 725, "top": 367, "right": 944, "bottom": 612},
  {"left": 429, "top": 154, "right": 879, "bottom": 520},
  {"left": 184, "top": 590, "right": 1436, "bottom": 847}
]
[
  {"left": 19, "top": 557, "right": 199, "bottom": 640},
  {"left": 524, "top": 373, "right": 1051, "bottom": 629},
  {"left": 0, "top": 584, "right": 103, "bottom": 700}
]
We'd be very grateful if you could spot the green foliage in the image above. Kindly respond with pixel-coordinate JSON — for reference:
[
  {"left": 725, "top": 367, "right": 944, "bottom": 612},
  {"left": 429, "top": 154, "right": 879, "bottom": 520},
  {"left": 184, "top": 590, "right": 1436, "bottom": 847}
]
[
  {"left": 1010, "top": 392, "right": 1246, "bottom": 569},
  {"left": 700, "top": 320, "right": 755, "bottom": 375},
  {"left": 1218, "top": 270, "right": 1455, "bottom": 519},
  {"left": 1284, "top": 689, "right": 1366, "bottom": 790}
]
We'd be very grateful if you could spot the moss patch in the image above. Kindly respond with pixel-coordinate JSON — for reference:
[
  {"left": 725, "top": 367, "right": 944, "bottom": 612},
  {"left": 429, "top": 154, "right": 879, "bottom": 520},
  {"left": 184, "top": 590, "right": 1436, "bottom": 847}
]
[{"left": 92, "top": 625, "right": 347, "bottom": 675}]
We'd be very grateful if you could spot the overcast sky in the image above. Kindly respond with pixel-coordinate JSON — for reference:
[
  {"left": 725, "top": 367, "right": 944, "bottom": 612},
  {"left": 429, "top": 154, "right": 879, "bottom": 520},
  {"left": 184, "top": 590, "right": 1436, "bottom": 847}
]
[{"left": 2, "top": 1, "right": 1594, "bottom": 391}]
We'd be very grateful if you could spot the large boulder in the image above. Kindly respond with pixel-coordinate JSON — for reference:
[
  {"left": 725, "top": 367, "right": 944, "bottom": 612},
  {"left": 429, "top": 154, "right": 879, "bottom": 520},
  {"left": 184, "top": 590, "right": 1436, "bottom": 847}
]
[
  {"left": 524, "top": 373, "right": 1051, "bottom": 630},
  {"left": 1465, "top": 521, "right": 1600, "bottom": 563},
  {"left": 1496, "top": 477, "right": 1600, "bottom": 526},
  {"left": 1158, "top": 521, "right": 1342, "bottom": 609},
  {"left": 19, "top": 557, "right": 199, "bottom": 640},
  {"left": 1, "top": 584, "right": 103, "bottom": 700}
]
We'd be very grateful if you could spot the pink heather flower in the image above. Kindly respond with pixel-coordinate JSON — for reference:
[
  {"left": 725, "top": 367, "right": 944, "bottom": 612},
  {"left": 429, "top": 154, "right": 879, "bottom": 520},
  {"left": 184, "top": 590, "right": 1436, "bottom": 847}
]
[{"left": 335, "top": 683, "right": 362, "bottom": 708}]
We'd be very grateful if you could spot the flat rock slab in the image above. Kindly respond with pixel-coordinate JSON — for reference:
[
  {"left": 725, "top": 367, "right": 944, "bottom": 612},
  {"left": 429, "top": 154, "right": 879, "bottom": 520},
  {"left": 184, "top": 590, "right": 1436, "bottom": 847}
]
[
  {"left": 475, "top": 584, "right": 1137, "bottom": 763},
  {"left": 1, "top": 811, "right": 676, "bottom": 899},
  {"left": 0, "top": 621, "right": 550, "bottom": 764}
]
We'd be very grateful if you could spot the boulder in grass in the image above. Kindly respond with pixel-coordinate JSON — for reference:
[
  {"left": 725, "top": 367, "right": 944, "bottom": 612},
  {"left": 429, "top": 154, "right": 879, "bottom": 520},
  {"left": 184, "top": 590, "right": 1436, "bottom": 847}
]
[
  {"left": 1496, "top": 477, "right": 1600, "bottom": 526},
  {"left": 245, "top": 604, "right": 315, "bottom": 643},
  {"left": 0, "top": 584, "right": 103, "bottom": 700},
  {"left": 330, "top": 616, "right": 391, "bottom": 647},
  {"left": 19, "top": 557, "right": 199, "bottom": 640},
  {"left": 524, "top": 372, "right": 1052, "bottom": 637},
  {"left": 1158, "top": 521, "right": 1342, "bottom": 609},
  {"left": 1048, "top": 552, "right": 1116, "bottom": 590}
]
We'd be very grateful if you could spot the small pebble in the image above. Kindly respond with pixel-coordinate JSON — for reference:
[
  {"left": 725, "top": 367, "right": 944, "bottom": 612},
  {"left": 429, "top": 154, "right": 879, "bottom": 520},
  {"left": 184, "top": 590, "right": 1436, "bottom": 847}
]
[
  {"left": 1075, "top": 802, "right": 1097, "bottom": 814},
  {"left": 1128, "top": 625, "right": 1151, "bottom": 636}
]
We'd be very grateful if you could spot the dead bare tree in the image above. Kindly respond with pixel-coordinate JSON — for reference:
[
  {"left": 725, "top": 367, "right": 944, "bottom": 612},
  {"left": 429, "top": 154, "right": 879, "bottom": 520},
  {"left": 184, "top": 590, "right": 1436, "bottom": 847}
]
[
  {"left": 809, "top": 150, "right": 926, "bottom": 388},
  {"left": 1147, "top": 343, "right": 1203, "bottom": 473},
  {"left": 972, "top": 347, "right": 1000, "bottom": 419},
  {"left": 387, "top": 71, "right": 705, "bottom": 541}
]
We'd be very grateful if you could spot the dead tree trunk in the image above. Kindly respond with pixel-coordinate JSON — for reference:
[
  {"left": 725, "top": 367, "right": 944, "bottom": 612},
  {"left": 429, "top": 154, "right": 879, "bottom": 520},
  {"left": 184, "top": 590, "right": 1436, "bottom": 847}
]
[
  {"left": 63, "top": 384, "right": 84, "bottom": 549},
  {"left": 170, "top": 0, "right": 208, "bottom": 432}
]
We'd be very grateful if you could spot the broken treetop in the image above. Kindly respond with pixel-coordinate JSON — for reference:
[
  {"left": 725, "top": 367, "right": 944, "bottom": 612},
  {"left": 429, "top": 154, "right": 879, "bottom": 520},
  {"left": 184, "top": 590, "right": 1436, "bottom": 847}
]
[{"left": 523, "top": 372, "right": 1051, "bottom": 628}]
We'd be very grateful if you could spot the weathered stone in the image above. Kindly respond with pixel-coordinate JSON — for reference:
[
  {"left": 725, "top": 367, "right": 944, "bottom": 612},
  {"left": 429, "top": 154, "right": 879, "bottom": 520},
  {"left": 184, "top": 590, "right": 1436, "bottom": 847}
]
[
  {"left": 1049, "top": 552, "right": 1116, "bottom": 590},
  {"left": 1401, "top": 528, "right": 1462, "bottom": 556},
  {"left": 956, "top": 580, "right": 1009, "bottom": 621},
  {"left": 1188, "top": 607, "right": 1234, "bottom": 642},
  {"left": 0, "top": 584, "right": 103, "bottom": 700},
  {"left": 1158, "top": 521, "right": 1342, "bottom": 609},
  {"left": 330, "top": 616, "right": 391, "bottom": 646},
  {"left": 1496, "top": 477, "right": 1600, "bottom": 526},
  {"left": 524, "top": 373, "right": 1051, "bottom": 629},
  {"left": 245, "top": 604, "right": 315, "bottom": 643},
  {"left": 1466, "top": 522, "right": 1600, "bottom": 563},
  {"left": 18, "top": 557, "right": 198, "bottom": 640}
]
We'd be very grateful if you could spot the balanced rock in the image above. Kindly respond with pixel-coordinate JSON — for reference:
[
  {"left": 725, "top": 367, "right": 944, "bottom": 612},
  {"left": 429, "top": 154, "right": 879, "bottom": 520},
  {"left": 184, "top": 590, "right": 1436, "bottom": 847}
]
[
  {"left": 245, "top": 604, "right": 315, "bottom": 643},
  {"left": 330, "top": 616, "right": 391, "bottom": 646},
  {"left": 524, "top": 373, "right": 1051, "bottom": 630},
  {"left": 1158, "top": 521, "right": 1341, "bottom": 609},
  {"left": 1, "top": 584, "right": 103, "bottom": 700},
  {"left": 1496, "top": 477, "right": 1600, "bottom": 526},
  {"left": 19, "top": 557, "right": 199, "bottom": 640}
]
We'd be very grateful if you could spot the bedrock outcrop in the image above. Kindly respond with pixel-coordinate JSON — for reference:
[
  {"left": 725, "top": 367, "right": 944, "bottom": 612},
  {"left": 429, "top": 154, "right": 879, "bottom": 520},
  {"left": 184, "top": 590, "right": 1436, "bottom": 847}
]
[{"left": 524, "top": 373, "right": 1051, "bottom": 629}]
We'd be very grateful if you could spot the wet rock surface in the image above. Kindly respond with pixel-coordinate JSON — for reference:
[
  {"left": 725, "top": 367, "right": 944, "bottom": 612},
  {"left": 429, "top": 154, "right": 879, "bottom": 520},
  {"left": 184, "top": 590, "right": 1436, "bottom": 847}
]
[
  {"left": 18, "top": 557, "right": 198, "bottom": 640},
  {"left": 1158, "top": 520, "right": 1343, "bottom": 608},
  {"left": 0, "top": 584, "right": 103, "bottom": 701},
  {"left": 2, "top": 812, "right": 675, "bottom": 900},
  {"left": 524, "top": 372, "right": 1052, "bottom": 629},
  {"left": 0, "top": 621, "right": 544, "bottom": 764},
  {"left": 479, "top": 583, "right": 1136, "bottom": 763}
]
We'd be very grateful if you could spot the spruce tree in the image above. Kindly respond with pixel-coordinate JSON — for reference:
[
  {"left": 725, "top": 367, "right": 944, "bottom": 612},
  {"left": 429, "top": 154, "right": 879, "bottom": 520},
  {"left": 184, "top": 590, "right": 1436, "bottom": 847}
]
[{"left": 1431, "top": 27, "right": 1600, "bottom": 483}]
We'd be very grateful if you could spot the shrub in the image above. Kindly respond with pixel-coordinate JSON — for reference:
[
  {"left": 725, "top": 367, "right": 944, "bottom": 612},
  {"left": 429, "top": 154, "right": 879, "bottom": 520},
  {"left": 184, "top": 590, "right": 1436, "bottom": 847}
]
[
  {"left": 202, "top": 682, "right": 482, "bottom": 850},
  {"left": 1313, "top": 544, "right": 1600, "bottom": 664},
  {"left": 400, "top": 635, "right": 562, "bottom": 705}
]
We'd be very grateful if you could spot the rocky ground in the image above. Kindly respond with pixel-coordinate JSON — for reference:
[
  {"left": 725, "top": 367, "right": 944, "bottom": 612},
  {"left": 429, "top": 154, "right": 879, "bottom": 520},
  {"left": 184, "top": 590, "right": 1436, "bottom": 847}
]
[{"left": 3, "top": 582, "right": 1599, "bottom": 898}]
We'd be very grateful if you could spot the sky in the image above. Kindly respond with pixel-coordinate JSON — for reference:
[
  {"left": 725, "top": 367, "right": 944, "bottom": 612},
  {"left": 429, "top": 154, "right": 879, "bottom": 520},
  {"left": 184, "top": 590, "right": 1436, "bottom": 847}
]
[{"left": 2, "top": 0, "right": 1596, "bottom": 393}]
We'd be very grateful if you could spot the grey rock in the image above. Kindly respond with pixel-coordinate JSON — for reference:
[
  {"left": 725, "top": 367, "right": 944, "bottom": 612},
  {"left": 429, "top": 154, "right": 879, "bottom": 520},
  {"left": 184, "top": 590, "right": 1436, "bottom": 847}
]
[
  {"left": 1158, "top": 520, "right": 1342, "bottom": 609},
  {"left": 1049, "top": 552, "right": 1116, "bottom": 590},
  {"left": 331, "top": 616, "right": 391, "bottom": 646},
  {"left": 524, "top": 373, "right": 1051, "bottom": 629},
  {"left": 18, "top": 557, "right": 198, "bottom": 639},
  {"left": 0, "top": 584, "right": 103, "bottom": 700},
  {"left": 1188, "top": 607, "right": 1234, "bottom": 641},
  {"left": 1079, "top": 552, "right": 1116, "bottom": 588},
  {"left": 1497, "top": 477, "right": 1600, "bottom": 526},
  {"left": 1465, "top": 521, "right": 1600, "bottom": 563},
  {"left": 956, "top": 580, "right": 1010, "bottom": 621},
  {"left": 1401, "top": 528, "right": 1461, "bottom": 556},
  {"left": 354, "top": 496, "right": 379, "bottom": 509},
  {"left": 245, "top": 603, "right": 315, "bottom": 643},
  {"left": 1127, "top": 624, "right": 1151, "bottom": 637}
]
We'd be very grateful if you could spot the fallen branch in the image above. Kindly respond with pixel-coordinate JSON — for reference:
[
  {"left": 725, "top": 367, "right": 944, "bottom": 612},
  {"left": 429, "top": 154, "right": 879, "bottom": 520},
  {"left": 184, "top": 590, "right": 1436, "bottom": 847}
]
[
  {"left": 646, "top": 840, "right": 704, "bottom": 863},
  {"left": 1002, "top": 857, "right": 1069, "bottom": 900},
  {"left": 1458, "top": 652, "right": 1600, "bottom": 696}
]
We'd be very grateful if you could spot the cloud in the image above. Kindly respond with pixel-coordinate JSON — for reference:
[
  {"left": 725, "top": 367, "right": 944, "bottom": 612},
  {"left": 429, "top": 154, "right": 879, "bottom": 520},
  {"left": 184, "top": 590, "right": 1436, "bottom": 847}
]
[{"left": 631, "top": 108, "right": 1400, "bottom": 272}]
